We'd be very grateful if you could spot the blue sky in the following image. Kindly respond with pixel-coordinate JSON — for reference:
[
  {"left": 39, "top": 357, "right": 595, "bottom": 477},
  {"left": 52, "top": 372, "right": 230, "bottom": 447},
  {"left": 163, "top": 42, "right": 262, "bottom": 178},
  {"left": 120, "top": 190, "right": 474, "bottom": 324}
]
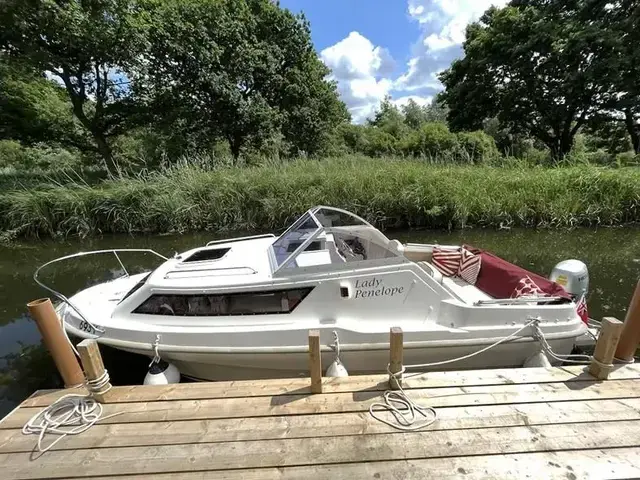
[{"left": 280, "top": 0, "right": 507, "bottom": 122}]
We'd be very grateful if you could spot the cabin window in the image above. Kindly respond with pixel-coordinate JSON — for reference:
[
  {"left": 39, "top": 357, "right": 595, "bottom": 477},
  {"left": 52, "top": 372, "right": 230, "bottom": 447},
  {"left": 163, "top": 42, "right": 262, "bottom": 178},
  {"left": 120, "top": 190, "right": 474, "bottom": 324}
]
[
  {"left": 182, "top": 247, "right": 231, "bottom": 262},
  {"left": 132, "top": 287, "right": 313, "bottom": 316}
]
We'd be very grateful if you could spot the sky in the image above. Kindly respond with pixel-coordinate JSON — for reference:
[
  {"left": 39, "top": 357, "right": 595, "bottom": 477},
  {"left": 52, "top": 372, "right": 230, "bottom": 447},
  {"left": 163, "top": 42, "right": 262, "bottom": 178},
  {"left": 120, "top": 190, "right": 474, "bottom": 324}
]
[{"left": 280, "top": 0, "right": 508, "bottom": 123}]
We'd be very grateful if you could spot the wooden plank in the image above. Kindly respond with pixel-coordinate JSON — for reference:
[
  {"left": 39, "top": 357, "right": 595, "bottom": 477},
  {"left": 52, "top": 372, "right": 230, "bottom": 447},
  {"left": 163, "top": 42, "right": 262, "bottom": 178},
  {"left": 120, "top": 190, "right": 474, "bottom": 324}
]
[
  {"left": 2, "top": 398, "right": 640, "bottom": 453},
  {"left": 20, "top": 364, "right": 640, "bottom": 407},
  {"left": 4, "top": 378, "right": 638, "bottom": 429},
  {"left": 88, "top": 447, "right": 640, "bottom": 480},
  {"left": 589, "top": 317, "right": 624, "bottom": 379},
  {"left": 308, "top": 330, "right": 322, "bottom": 394},
  {"left": 2, "top": 420, "right": 640, "bottom": 479}
]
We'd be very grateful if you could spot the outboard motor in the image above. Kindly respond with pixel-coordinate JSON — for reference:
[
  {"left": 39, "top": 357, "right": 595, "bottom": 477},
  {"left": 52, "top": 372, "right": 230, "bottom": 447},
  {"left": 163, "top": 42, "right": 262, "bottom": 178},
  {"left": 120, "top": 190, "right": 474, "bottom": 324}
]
[{"left": 550, "top": 259, "right": 589, "bottom": 323}]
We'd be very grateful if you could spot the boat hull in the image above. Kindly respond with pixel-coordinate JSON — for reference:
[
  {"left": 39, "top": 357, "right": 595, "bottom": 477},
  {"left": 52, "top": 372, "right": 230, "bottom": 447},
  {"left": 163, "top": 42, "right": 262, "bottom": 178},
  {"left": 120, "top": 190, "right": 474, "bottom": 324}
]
[{"left": 114, "top": 335, "right": 577, "bottom": 381}]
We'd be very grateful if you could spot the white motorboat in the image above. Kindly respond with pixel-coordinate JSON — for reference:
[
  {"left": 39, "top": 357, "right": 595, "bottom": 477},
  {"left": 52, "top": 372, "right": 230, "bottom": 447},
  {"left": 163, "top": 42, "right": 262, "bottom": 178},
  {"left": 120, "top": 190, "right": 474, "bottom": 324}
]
[{"left": 36, "top": 206, "right": 590, "bottom": 381}]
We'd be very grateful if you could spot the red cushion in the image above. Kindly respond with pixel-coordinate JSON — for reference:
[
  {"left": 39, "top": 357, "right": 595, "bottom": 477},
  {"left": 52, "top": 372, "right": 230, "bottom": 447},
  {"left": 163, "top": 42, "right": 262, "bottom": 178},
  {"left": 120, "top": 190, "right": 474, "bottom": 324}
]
[
  {"left": 432, "top": 247, "right": 461, "bottom": 276},
  {"left": 459, "top": 248, "right": 481, "bottom": 284}
]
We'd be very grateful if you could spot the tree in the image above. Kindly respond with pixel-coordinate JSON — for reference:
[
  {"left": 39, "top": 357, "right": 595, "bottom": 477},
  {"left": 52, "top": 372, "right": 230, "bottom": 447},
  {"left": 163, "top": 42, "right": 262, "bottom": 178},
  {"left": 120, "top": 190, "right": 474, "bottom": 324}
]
[
  {"left": 439, "top": 1, "right": 619, "bottom": 159},
  {"left": 401, "top": 99, "right": 428, "bottom": 130},
  {"left": 600, "top": 0, "right": 640, "bottom": 153},
  {"left": 401, "top": 98, "right": 449, "bottom": 130},
  {"left": 0, "top": 58, "right": 88, "bottom": 149},
  {"left": 0, "top": 0, "right": 154, "bottom": 172},
  {"left": 137, "top": 0, "right": 348, "bottom": 160},
  {"left": 369, "top": 96, "right": 407, "bottom": 138}
]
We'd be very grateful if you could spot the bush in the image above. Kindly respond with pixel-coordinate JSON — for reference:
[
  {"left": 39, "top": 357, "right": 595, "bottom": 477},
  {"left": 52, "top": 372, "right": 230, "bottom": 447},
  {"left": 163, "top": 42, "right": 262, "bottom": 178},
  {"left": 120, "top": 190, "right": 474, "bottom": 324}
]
[
  {"left": 583, "top": 149, "right": 614, "bottom": 166},
  {"left": 456, "top": 131, "right": 499, "bottom": 163},
  {"left": 615, "top": 151, "right": 639, "bottom": 167},
  {"left": 0, "top": 140, "right": 81, "bottom": 170},
  {"left": 337, "top": 124, "right": 368, "bottom": 154},
  {"left": 0, "top": 140, "right": 23, "bottom": 168},
  {"left": 362, "top": 128, "right": 398, "bottom": 157},
  {"left": 401, "top": 122, "right": 458, "bottom": 157}
]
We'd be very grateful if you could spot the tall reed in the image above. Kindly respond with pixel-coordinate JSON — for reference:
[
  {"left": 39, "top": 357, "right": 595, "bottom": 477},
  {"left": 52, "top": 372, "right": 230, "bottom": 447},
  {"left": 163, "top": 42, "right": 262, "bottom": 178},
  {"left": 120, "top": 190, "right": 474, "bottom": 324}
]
[{"left": 1, "top": 156, "right": 638, "bottom": 238}]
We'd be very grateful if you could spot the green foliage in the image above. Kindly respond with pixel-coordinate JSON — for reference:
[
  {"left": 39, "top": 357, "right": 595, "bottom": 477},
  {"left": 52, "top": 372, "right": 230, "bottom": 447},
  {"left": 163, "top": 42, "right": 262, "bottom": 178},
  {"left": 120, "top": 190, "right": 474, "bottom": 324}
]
[
  {"left": 0, "top": 140, "right": 82, "bottom": 170},
  {"left": 400, "top": 98, "right": 449, "bottom": 131},
  {"left": 0, "top": 59, "right": 87, "bottom": 149},
  {"left": 615, "top": 152, "right": 640, "bottom": 167},
  {"left": 369, "top": 97, "right": 408, "bottom": 138},
  {"left": 362, "top": 129, "right": 398, "bottom": 157},
  {"left": 456, "top": 131, "right": 499, "bottom": 164},
  {"left": 138, "top": 0, "right": 348, "bottom": 160},
  {"left": 402, "top": 123, "right": 458, "bottom": 158},
  {"left": 1, "top": 157, "right": 638, "bottom": 239},
  {"left": 0, "top": 0, "right": 156, "bottom": 171},
  {"left": 440, "top": 1, "right": 620, "bottom": 159},
  {"left": 583, "top": 120, "right": 633, "bottom": 155}
]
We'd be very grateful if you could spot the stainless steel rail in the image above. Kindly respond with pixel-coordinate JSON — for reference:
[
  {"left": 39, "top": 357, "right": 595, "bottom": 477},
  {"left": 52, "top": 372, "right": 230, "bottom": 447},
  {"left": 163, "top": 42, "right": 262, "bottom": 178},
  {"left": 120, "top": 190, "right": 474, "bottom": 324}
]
[
  {"left": 206, "top": 234, "right": 275, "bottom": 246},
  {"left": 474, "top": 296, "right": 567, "bottom": 306},
  {"left": 33, "top": 249, "right": 168, "bottom": 335}
]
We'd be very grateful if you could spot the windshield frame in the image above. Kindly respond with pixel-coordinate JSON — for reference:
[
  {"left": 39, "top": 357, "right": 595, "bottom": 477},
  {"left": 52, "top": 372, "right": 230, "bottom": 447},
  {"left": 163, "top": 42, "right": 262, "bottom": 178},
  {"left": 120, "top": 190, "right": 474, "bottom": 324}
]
[{"left": 269, "top": 206, "right": 387, "bottom": 274}]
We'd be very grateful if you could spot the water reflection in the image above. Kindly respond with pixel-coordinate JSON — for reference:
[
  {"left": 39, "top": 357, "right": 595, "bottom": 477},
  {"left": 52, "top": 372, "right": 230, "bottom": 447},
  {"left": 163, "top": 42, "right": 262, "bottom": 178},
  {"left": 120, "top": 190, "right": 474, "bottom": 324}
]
[{"left": 0, "top": 227, "right": 638, "bottom": 417}]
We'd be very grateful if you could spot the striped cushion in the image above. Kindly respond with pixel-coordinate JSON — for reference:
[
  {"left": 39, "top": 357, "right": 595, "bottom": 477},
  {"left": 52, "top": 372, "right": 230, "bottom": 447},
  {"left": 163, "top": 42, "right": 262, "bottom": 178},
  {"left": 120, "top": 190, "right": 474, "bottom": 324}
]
[
  {"left": 459, "top": 248, "right": 481, "bottom": 284},
  {"left": 432, "top": 247, "right": 462, "bottom": 276}
]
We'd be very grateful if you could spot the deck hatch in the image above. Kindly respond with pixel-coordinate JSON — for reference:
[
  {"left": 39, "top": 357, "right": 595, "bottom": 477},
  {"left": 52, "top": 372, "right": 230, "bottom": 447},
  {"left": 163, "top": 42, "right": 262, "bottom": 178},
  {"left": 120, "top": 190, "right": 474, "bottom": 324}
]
[{"left": 182, "top": 247, "right": 231, "bottom": 263}]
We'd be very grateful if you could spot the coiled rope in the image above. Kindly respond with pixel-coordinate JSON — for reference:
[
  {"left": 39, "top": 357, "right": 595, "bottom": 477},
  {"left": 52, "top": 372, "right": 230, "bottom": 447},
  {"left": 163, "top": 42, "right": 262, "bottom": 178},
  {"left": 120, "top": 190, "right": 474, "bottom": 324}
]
[
  {"left": 370, "top": 317, "right": 594, "bottom": 431},
  {"left": 369, "top": 372, "right": 437, "bottom": 431},
  {"left": 22, "top": 370, "right": 117, "bottom": 454}
]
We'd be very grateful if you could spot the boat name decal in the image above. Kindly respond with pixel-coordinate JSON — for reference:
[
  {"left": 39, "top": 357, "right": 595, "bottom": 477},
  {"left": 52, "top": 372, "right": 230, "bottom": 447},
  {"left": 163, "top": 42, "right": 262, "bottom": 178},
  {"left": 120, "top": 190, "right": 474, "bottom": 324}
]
[{"left": 354, "top": 278, "right": 404, "bottom": 298}]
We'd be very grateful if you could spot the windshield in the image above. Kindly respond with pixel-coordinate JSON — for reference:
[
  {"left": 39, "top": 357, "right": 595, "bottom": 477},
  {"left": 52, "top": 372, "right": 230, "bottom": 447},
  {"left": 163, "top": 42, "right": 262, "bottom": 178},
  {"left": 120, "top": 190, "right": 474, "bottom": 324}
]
[
  {"left": 271, "top": 212, "right": 321, "bottom": 267},
  {"left": 270, "top": 207, "right": 403, "bottom": 273}
]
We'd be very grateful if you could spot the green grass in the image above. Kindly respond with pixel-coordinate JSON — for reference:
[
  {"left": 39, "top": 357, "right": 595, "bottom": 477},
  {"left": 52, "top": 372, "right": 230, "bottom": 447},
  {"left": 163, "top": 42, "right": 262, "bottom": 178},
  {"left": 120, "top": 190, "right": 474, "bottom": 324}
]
[{"left": 1, "top": 156, "right": 638, "bottom": 239}]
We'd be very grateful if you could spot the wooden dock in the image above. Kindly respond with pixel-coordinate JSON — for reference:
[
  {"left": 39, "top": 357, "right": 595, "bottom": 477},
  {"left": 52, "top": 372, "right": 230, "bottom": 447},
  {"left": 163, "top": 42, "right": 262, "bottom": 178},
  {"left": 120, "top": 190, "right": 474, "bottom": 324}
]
[{"left": 2, "top": 363, "right": 640, "bottom": 479}]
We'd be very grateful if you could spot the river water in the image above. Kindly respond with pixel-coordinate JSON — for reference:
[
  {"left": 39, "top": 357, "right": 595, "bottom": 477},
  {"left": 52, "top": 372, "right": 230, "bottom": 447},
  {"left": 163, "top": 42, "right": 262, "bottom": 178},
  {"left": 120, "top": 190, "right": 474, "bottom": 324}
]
[{"left": 1, "top": 228, "right": 638, "bottom": 417}]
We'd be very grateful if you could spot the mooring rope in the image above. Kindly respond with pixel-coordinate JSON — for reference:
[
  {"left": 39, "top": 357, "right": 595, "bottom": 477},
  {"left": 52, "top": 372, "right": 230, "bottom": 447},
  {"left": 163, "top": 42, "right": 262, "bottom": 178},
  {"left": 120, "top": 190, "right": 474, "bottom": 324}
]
[
  {"left": 370, "top": 317, "right": 594, "bottom": 431},
  {"left": 402, "top": 318, "right": 540, "bottom": 370},
  {"left": 22, "top": 370, "right": 117, "bottom": 454},
  {"left": 369, "top": 370, "right": 437, "bottom": 431}
]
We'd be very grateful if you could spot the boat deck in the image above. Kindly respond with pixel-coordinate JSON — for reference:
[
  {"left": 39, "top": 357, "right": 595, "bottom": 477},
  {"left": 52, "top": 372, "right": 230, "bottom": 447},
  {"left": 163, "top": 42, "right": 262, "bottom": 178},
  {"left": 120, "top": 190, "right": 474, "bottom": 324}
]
[{"left": 1, "top": 363, "right": 640, "bottom": 479}]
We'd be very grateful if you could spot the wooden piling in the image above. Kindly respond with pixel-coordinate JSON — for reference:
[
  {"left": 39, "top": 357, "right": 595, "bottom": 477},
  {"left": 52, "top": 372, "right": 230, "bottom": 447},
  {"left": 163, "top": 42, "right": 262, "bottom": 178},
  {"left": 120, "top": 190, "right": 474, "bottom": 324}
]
[
  {"left": 27, "top": 298, "right": 84, "bottom": 388},
  {"left": 589, "top": 317, "right": 624, "bottom": 380},
  {"left": 615, "top": 280, "right": 640, "bottom": 363},
  {"left": 389, "top": 326, "right": 404, "bottom": 389},
  {"left": 308, "top": 330, "right": 322, "bottom": 393},
  {"left": 77, "top": 339, "right": 111, "bottom": 403}
]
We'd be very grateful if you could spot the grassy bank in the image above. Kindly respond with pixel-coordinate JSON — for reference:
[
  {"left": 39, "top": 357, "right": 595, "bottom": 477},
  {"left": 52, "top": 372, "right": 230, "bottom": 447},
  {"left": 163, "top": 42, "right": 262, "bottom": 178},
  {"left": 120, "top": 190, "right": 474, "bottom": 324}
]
[{"left": 1, "top": 157, "right": 638, "bottom": 239}]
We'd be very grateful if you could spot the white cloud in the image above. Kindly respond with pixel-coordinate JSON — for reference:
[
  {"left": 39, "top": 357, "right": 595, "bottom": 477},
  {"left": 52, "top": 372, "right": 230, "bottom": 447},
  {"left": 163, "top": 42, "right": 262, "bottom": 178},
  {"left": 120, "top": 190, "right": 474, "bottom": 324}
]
[
  {"left": 321, "top": 31, "right": 396, "bottom": 123},
  {"left": 397, "top": 0, "right": 508, "bottom": 91},
  {"left": 392, "top": 95, "right": 433, "bottom": 108},
  {"left": 320, "top": 2, "right": 506, "bottom": 123}
]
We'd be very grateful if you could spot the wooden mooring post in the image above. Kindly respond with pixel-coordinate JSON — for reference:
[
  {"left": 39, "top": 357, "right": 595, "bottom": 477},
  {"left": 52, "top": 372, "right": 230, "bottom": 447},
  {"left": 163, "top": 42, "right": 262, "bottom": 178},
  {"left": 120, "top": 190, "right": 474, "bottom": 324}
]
[
  {"left": 77, "top": 339, "right": 112, "bottom": 403},
  {"left": 27, "top": 298, "right": 84, "bottom": 388},
  {"left": 615, "top": 280, "right": 640, "bottom": 363},
  {"left": 589, "top": 317, "right": 624, "bottom": 380},
  {"left": 389, "top": 326, "right": 404, "bottom": 389},
  {"left": 308, "top": 330, "right": 322, "bottom": 393}
]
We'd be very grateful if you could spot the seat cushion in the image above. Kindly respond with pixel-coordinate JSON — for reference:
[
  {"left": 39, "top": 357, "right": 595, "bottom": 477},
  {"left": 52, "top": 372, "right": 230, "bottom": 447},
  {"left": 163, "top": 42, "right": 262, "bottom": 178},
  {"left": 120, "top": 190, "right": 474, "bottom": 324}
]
[
  {"left": 432, "top": 246, "right": 462, "bottom": 276},
  {"left": 459, "top": 248, "right": 481, "bottom": 284}
]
